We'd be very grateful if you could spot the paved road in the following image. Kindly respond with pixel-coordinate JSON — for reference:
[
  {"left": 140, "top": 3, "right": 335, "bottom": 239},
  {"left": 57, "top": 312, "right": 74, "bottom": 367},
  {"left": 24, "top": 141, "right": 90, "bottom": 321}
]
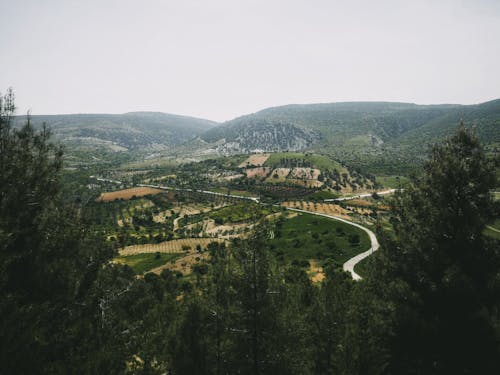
[
  {"left": 97, "top": 177, "right": 380, "bottom": 280},
  {"left": 284, "top": 207, "right": 380, "bottom": 280},
  {"left": 324, "top": 189, "right": 397, "bottom": 202},
  {"left": 138, "top": 183, "right": 260, "bottom": 203}
]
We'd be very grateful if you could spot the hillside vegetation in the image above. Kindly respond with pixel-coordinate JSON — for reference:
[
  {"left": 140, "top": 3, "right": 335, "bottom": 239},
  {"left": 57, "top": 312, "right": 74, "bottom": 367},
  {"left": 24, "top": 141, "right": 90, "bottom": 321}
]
[
  {"left": 174, "top": 100, "right": 500, "bottom": 175},
  {"left": 13, "top": 112, "right": 217, "bottom": 153}
]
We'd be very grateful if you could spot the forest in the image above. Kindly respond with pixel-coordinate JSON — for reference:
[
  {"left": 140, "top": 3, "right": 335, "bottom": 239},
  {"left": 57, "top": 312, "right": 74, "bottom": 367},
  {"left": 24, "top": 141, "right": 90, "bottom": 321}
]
[{"left": 1, "top": 89, "right": 500, "bottom": 375}]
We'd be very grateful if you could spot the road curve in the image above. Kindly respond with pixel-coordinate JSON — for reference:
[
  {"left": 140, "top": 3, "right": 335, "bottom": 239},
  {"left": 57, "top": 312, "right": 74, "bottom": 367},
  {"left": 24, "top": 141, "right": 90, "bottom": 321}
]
[
  {"left": 284, "top": 207, "right": 380, "bottom": 280},
  {"left": 105, "top": 178, "right": 379, "bottom": 280}
]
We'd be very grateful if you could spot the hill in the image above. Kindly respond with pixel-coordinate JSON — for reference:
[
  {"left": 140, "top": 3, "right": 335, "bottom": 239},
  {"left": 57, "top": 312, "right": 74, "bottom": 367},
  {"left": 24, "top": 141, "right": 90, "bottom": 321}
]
[
  {"left": 13, "top": 112, "right": 218, "bottom": 153},
  {"left": 177, "top": 100, "right": 500, "bottom": 175}
]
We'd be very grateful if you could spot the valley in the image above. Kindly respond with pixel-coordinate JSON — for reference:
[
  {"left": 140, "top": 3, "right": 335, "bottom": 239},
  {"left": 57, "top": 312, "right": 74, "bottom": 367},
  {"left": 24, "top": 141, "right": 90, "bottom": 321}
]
[{"left": 82, "top": 149, "right": 398, "bottom": 281}]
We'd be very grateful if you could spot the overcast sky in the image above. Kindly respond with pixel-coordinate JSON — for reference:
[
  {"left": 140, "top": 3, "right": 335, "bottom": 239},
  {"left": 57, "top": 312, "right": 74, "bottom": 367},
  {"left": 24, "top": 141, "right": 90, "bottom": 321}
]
[{"left": 1, "top": 0, "right": 499, "bottom": 121}]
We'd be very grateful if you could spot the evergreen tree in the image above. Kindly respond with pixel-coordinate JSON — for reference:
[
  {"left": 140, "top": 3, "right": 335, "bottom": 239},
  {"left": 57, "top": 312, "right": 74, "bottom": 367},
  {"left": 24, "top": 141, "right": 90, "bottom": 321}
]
[
  {"left": 372, "top": 126, "right": 500, "bottom": 374},
  {"left": 0, "top": 89, "right": 129, "bottom": 373}
]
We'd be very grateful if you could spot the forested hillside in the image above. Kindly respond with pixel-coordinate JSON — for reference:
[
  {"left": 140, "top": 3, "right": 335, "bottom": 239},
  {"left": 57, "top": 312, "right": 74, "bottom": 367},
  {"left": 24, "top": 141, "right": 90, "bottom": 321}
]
[
  {"left": 181, "top": 100, "right": 500, "bottom": 174},
  {"left": 13, "top": 112, "right": 217, "bottom": 152}
]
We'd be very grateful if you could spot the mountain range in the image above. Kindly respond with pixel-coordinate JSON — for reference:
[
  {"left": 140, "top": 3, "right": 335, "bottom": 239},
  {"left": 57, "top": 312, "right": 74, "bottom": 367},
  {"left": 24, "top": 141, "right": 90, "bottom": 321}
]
[
  {"left": 13, "top": 112, "right": 217, "bottom": 152},
  {"left": 15, "top": 99, "right": 500, "bottom": 174}
]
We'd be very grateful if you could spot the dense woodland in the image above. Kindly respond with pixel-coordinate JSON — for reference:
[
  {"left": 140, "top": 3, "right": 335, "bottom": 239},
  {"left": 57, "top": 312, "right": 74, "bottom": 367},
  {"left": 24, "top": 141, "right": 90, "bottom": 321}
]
[{"left": 1, "top": 89, "right": 500, "bottom": 374}]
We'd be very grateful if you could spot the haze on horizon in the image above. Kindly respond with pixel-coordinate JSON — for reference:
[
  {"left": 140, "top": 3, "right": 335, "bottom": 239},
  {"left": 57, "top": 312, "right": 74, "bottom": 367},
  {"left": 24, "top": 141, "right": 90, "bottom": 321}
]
[{"left": 1, "top": 0, "right": 499, "bottom": 122}]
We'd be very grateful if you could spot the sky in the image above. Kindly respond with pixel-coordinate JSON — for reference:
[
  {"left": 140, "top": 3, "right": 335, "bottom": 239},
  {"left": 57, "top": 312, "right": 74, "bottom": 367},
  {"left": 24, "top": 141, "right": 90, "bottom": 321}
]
[{"left": 1, "top": 0, "right": 499, "bottom": 122}]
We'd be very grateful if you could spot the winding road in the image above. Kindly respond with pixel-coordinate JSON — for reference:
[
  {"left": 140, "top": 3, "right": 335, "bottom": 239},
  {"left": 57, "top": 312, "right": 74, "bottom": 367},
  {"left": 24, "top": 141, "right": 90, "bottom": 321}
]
[
  {"left": 284, "top": 207, "right": 380, "bottom": 280},
  {"left": 98, "top": 177, "right": 384, "bottom": 280}
]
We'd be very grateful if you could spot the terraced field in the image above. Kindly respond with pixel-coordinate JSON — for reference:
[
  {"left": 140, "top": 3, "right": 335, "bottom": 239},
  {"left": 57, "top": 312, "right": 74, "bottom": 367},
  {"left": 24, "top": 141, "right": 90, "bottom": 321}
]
[
  {"left": 119, "top": 238, "right": 225, "bottom": 255},
  {"left": 281, "top": 201, "right": 351, "bottom": 219}
]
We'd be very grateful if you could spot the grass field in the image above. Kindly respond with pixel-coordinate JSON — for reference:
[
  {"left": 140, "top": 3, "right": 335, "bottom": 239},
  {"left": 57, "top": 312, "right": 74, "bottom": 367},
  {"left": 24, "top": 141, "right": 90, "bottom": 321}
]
[
  {"left": 308, "top": 190, "right": 340, "bottom": 201},
  {"left": 269, "top": 213, "right": 370, "bottom": 266},
  {"left": 376, "top": 175, "right": 410, "bottom": 188},
  {"left": 115, "top": 252, "right": 183, "bottom": 274}
]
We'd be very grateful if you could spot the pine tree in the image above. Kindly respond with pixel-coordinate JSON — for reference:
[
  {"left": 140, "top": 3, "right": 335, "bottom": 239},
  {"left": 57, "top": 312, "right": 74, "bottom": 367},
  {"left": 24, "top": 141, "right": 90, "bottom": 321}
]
[
  {"left": 0, "top": 89, "right": 125, "bottom": 373},
  {"left": 373, "top": 126, "right": 500, "bottom": 374}
]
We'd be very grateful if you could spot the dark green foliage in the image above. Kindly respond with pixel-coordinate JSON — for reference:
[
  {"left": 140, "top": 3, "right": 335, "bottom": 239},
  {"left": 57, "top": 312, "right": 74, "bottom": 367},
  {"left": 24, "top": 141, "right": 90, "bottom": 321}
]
[
  {"left": 368, "top": 126, "right": 500, "bottom": 373},
  {"left": 0, "top": 89, "right": 122, "bottom": 373},
  {"left": 268, "top": 213, "right": 370, "bottom": 264},
  {"left": 3, "top": 86, "right": 500, "bottom": 375}
]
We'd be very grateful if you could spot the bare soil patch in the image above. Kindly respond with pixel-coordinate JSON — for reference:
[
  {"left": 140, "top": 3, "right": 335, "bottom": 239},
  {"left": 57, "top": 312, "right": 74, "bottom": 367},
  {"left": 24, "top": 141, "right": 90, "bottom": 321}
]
[
  {"left": 98, "top": 187, "right": 163, "bottom": 202},
  {"left": 244, "top": 167, "right": 271, "bottom": 178},
  {"left": 309, "top": 259, "right": 325, "bottom": 283},
  {"left": 239, "top": 154, "right": 270, "bottom": 167},
  {"left": 281, "top": 201, "right": 351, "bottom": 220}
]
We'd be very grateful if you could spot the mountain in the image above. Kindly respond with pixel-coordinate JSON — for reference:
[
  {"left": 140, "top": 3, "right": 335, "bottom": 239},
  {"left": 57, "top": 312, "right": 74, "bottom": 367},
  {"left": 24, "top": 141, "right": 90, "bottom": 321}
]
[
  {"left": 176, "top": 100, "right": 500, "bottom": 175},
  {"left": 201, "top": 119, "right": 320, "bottom": 154},
  {"left": 13, "top": 112, "right": 218, "bottom": 152}
]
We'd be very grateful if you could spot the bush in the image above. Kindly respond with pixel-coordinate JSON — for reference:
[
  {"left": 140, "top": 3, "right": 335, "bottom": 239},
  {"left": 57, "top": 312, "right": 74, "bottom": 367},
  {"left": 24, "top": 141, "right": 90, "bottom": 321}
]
[{"left": 348, "top": 234, "right": 360, "bottom": 245}]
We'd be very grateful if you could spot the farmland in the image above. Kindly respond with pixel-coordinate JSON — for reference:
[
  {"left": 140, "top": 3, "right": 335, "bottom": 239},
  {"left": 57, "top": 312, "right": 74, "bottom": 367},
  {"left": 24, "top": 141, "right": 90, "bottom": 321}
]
[
  {"left": 238, "top": 153, "right": 270, "bottom": 167},
  {"left": 269, "top": 213, "right": 370, "bottom": 267},
  {"left": 115, "top": 252, "right": 183, "bottom": 274},
  {"left": 98, "top": 187, "right": 164, "bottom": 201},
  {"left": 119, "top": 238, "right": 225, "bottom": 256},
  {"left": 281, "top": 201, "right": 351, "bottom": 219}
]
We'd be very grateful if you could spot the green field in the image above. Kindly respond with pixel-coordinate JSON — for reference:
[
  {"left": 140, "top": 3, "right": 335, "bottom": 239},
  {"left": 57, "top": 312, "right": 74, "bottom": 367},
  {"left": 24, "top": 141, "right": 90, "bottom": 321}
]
[
  {"left": 308, "top": 190, "right": 340, "bottom": 201},
  {"left": 376, "top": 175, "right": 410, "bottom": 188},
  {"left": 116, "top": 253, "right": 182, "bottom": 274},
  {"left": 269, "top": 213, "right": 370, "bottom": 267}
]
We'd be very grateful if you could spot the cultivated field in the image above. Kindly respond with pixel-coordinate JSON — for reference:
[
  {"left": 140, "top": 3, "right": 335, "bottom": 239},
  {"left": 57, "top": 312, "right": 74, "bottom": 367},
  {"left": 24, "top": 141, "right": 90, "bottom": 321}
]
[
  {"left": 239, "top": 153, "right": 270, "bottom": 167},
  {"left": 287, "top": 178, "right": 324, "bottom": 188},
  {"left": 347, "top": 199, "right": 373, "bottom": 207},
  {"left": 244, "top": 167, "right": 271, "bottom": 178},
  {"left": 281, "top": 201, "right": 351, "bottom": 219},
  {"left": 119, "top": 238, "right": 225, "bottom": 256},
  {"left": 290, "top": 167, "right": 321, "bottom": 180},
  {"left": 98, "top": 187, "right": 164, "bottom": 202},
  {"left": 265, "top": 168, "right": 291, "bottom": 182}
]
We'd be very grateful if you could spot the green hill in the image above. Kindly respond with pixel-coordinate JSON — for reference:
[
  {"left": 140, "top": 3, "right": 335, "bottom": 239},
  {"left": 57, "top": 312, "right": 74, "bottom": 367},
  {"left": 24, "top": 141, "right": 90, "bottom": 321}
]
[
  {"left": 186, "top": 100, "right": 500, "bottom": 175},
  {"left": 14, "top": 112, "right": 218, "bottom": 152}
]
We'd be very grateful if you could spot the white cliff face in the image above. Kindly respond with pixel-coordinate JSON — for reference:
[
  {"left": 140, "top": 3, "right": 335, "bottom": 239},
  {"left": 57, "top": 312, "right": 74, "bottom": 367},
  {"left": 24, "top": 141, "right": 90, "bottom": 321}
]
[{"left": 202, "top": 121, "right": 320, "bottom": 155}]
